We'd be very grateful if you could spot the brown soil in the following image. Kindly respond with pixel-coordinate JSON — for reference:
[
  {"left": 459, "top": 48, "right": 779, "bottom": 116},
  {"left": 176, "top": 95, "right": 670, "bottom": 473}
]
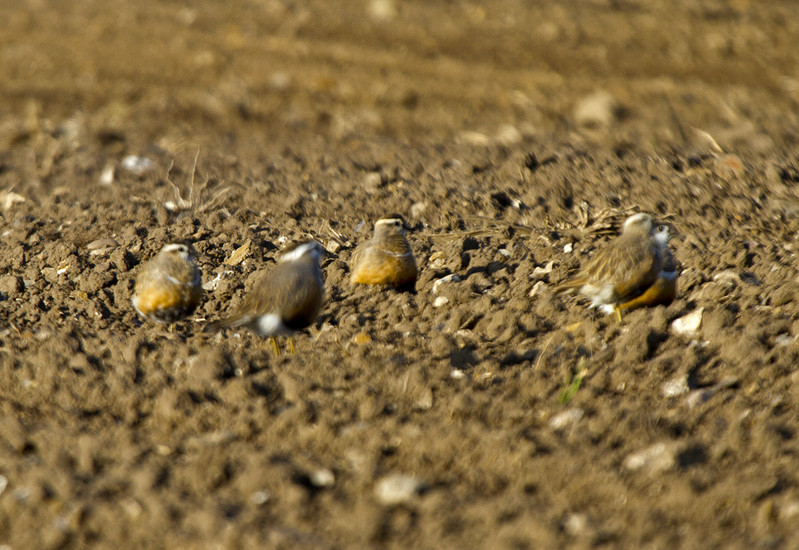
[{"left": 2, "top": 1, "right": 799, "bottom": 548}]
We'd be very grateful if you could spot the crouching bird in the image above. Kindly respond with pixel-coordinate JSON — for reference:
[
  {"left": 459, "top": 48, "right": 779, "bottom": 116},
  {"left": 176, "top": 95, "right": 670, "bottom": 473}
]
[
  {"left": 554, "top": 213, "right": 676, "bottom": 320},
  {"left": 350, "top": 214, "right": 417, "bottom": 288},
  {"left": 132, "top": 243, "right": 203, "bottom": 330}
]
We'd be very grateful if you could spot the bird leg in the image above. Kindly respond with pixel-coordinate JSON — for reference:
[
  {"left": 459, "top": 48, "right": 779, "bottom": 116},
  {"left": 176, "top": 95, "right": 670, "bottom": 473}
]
[
  {"left": 270, "top": 336, "right": 282, "bottom": 356},
  {"left": 288, "top": 337, "right": 296, "bottom": 355},
  {"left": 614, "top": 305, "right": 623, "bottom": 323}
]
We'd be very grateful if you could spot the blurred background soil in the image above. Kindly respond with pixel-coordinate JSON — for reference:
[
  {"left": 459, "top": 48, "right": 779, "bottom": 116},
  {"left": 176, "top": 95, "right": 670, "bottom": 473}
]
[{"left": 1, "top": 0, "right": 799, "bottom": 548}]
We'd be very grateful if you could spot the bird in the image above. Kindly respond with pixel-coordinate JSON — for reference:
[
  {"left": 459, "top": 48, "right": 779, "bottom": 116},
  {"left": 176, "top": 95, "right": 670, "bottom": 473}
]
[
  {"left": 349, "top": 214, "right": 417, "bottom": 288},
  {"left": 205, "top": 240, "right": 325, "bottom": 355},
  {"left": 618, "top": 240, "right": 678, "bottom": 313},
  {"left": 553, "top": 213, "right": 671, "bottom": 319},
  {"left": 132, "top": 243, "right": 203, "bottom": 328}
]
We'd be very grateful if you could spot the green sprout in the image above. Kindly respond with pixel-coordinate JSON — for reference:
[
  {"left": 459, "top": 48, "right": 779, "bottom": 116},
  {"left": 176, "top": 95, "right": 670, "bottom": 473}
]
[{"left": 559, "top": 357, "right": 588, "bottom": 406}]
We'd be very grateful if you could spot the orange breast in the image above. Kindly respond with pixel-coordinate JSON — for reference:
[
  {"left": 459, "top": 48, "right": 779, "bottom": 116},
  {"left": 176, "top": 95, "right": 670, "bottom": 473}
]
[
  {"left": 618, "top": 274, "right": 677, "bottom": 312},
  {"left": 133, "top": 282, "right": 200, "bottom": 322},
  {"left": 351, "top": 254, "right": 417, "bottom": 286}
]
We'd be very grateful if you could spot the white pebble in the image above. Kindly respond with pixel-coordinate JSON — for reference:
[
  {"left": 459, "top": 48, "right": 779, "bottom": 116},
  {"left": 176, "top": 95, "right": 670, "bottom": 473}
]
[
  {"left": 374, "top": 474, "right": 423, "bottom": 505},
  {"left": 528, "top": 281, "right": 545, "bottom": 297},
  {"left": 662, "top": 376, "right": 690, "bottom": 398},
  {"left": 100, "top": 164, "right": 115, "bottom": 185},
  {"left": 433, "top": 296, "right": 449, "bottom": 308},
  {"left": 671, "top": 308, "right": 703, "bottom": 336},
  {"left": 563, "top": 243, "right": 573, "bottom": 254},
  {"left": 1, "top": 190, "right": 26, "bottom": 210},
  {"left": 310, "top": 468, "right": 335, "bottom": 488},
  {"left": 549, "top": 408, "right": 584, "bottom": 430},
  {"left": 623, "top": 442, "right": 676, "bottom": 473},
  {"left": 562, "top": 513, "right": 590, "bottom": 536},
  {"left": 532, "top": 261, "right": 555, "bottom": 280},
  {"left": 121, "top": 155, "right": 155, "bottom": 175},
  {"left": 202, "top": 271, "right": 225, "bottom": 291},
  {"left": 432, "top": 274, "right": 461, "bottom": 294},
  {"left": 250, "top": 490, "right": 271, "bottom": 505}
]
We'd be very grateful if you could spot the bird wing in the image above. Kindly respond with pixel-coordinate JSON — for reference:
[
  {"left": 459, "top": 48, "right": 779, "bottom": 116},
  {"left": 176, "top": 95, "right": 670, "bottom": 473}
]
[
  {"left": 554, "top": 236, "right": 661, "bottom": 298},
  {"left": 349, "top": 240, "right": 367, "bottom": 274},
  {"left": 273, "top": 260, "right": 324, "bottom": 329},
  {"left": 203, "top": 267, "right": 278, "bottom": 332},
  {"left": 610, "top": 241, "right": 662, "bottom": 300}
]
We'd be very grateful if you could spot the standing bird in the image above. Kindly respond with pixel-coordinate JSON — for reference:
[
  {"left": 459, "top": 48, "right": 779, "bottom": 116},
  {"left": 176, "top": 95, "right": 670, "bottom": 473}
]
[
  {"left": 554, "top": 213, "right": 671, "bottom": 319},
  {"left": 132, "top": 243, "right": 203, "bottom": 327},
  {"left": 205, "top": 240, "right": 325, "bottom": 355},
  {"left": 350, "top": 215, "right": 417, "bottom": 288}
]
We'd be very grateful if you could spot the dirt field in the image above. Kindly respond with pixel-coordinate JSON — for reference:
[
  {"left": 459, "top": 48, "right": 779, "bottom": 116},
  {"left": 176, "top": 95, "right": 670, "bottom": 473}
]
[{"left": 2, "top": 1, "right": 799, "bottom": 548}]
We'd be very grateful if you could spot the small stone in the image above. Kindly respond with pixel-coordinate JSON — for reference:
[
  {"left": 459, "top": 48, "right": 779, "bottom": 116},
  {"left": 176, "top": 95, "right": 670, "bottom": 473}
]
[
  {"left": 531, "top": 261, "right": 554, "bottom": 280},
  {"left": 432, "top": 274, "right": 461, "bottom": 294},
  {"left": 562, "top": 513, "right": 592, "bottom": 537},
  {"left": 549, "top": 408, "right": 584, "bottom": 430},
  {"left": 574, "top": 91, "right": 617, "bottom": 128},
  {"left": 225, "top": 240, "right": 251, "bottom": 266},
  {"left": 121, "top": 155, "right": 155, "bottom": 175},
  {"left": 251, "top": 490, "right": 271, "bottom": 505},
  {"left": 450, "top": 369, "right": 465, "bottom": 380},
  {"left": 662, "top": 376, "right": 690, "bottom": 398},
  {"left": 310, "top": 468, "right": 335, "bottom": 488},
  {"left": 202, "top": 272, "right": 225, "bottom": 291},
  {"left": 671, "top": 308, "right": 703, "bottom": 336},
  {"left": 99, "top": 165, "right": 115, "bottom": 185},
  {"left": 413, "top": 387, "right": 434, "bottom": 411},
  {"left": 428, "top": 250, "right": 447, "bottom": 269},
  {"left": 623, "top": 442, "right": 676, "bottom": 473},
  {"left": 563, "top": 243, "right": 573, "bottom": 254},
  {"left": 433, "top": 296, "right": 449, "bottom": 308},
  {"left": 1, "top": 190, "right": 26, "bottom": 210},
  {"left": 374, "top": 474, "right": 424, "bottom": 505},
  {"left": 87, "top": 237, "right": 120, "bottom": 256},
  {"left": 528, "top": 281, "right": 545, "bottom": 297}
]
